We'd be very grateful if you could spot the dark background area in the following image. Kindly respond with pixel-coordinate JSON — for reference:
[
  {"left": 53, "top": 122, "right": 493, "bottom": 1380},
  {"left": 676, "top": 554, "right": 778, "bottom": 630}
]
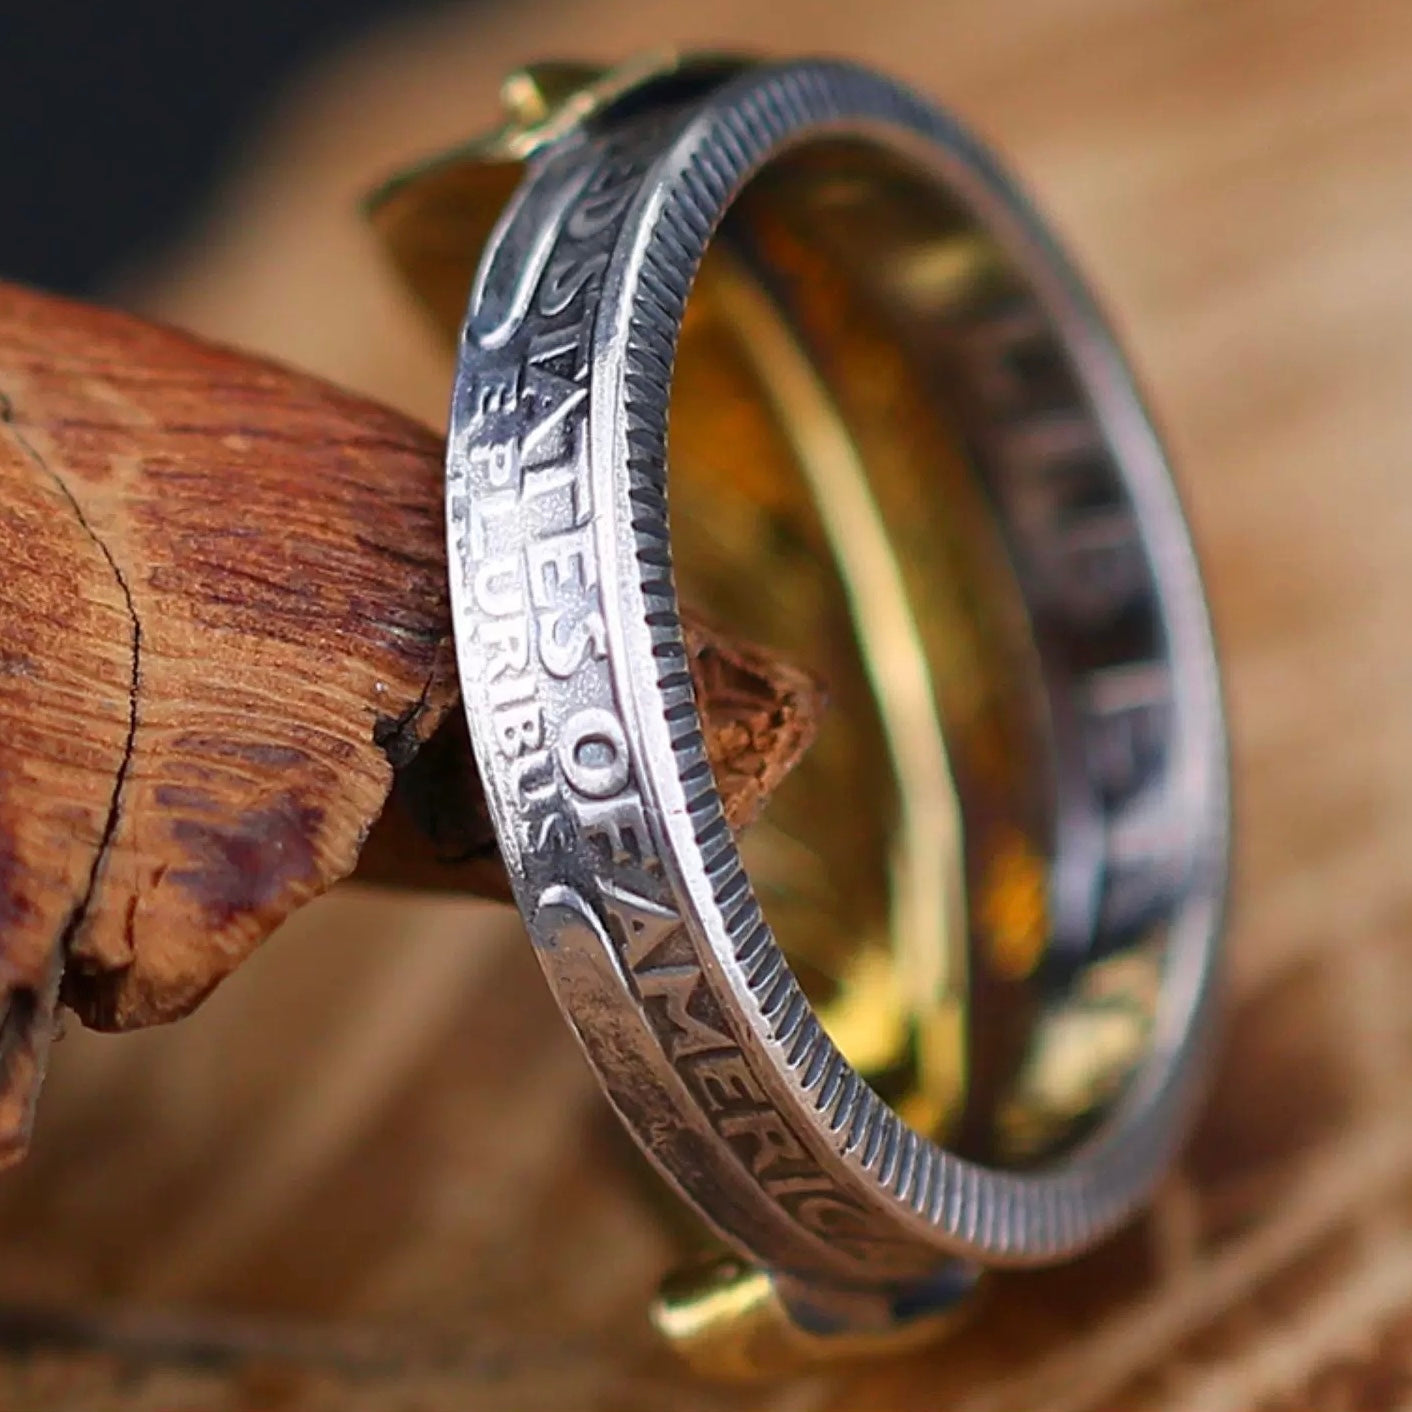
[{"left": 1, "top": 0, "right": 446, "bottom": 294}]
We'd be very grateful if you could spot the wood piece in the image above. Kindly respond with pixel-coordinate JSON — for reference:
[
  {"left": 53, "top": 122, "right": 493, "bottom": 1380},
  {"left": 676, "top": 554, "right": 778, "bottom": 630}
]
[
  {"left": 0, "top": 282, "right": 823, "bottom": 1166},
  {"left": 0, "top": 282, "right": 458, "bottom": 1050}
]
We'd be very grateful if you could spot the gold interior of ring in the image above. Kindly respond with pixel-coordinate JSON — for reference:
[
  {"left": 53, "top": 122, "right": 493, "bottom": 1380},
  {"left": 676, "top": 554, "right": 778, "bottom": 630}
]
[{"left": 668, "top": 137, "right": 1163, "bottom": 1165}]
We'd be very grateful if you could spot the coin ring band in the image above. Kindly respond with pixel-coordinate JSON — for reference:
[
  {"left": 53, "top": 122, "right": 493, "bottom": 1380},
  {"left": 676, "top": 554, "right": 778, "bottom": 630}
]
[{"left": 447, "top": 58, "right": 1229, "bottom": 1289}]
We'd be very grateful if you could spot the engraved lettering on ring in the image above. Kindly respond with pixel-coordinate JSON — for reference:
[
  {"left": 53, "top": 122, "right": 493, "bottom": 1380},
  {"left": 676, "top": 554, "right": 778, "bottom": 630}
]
[{"left": 557, "top": 706, "right": 631, "bottom": 799}]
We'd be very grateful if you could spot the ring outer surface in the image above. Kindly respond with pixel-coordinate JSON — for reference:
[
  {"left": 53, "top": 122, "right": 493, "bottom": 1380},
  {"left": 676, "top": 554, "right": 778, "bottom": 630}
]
[{"left": 446, "top": 57, "right": 1230, "bottom": 1288}]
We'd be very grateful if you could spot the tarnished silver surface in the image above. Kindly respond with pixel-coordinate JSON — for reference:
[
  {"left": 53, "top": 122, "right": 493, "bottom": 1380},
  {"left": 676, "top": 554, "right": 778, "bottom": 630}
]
[{"left": 445, "top": 58, "right": 1228, "bottom": 1297}]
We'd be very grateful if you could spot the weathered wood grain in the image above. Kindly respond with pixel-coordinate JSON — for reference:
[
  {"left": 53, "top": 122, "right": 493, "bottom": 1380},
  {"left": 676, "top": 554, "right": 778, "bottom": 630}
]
[{"left": 0, "top": 284, "right": 459, "bottom": 1040}]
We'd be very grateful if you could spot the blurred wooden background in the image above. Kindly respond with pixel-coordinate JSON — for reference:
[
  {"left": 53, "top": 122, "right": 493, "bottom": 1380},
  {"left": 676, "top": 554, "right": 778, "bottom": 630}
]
[{"left": 3, "top": 0, "right": 1412, "bottom": 1408}]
